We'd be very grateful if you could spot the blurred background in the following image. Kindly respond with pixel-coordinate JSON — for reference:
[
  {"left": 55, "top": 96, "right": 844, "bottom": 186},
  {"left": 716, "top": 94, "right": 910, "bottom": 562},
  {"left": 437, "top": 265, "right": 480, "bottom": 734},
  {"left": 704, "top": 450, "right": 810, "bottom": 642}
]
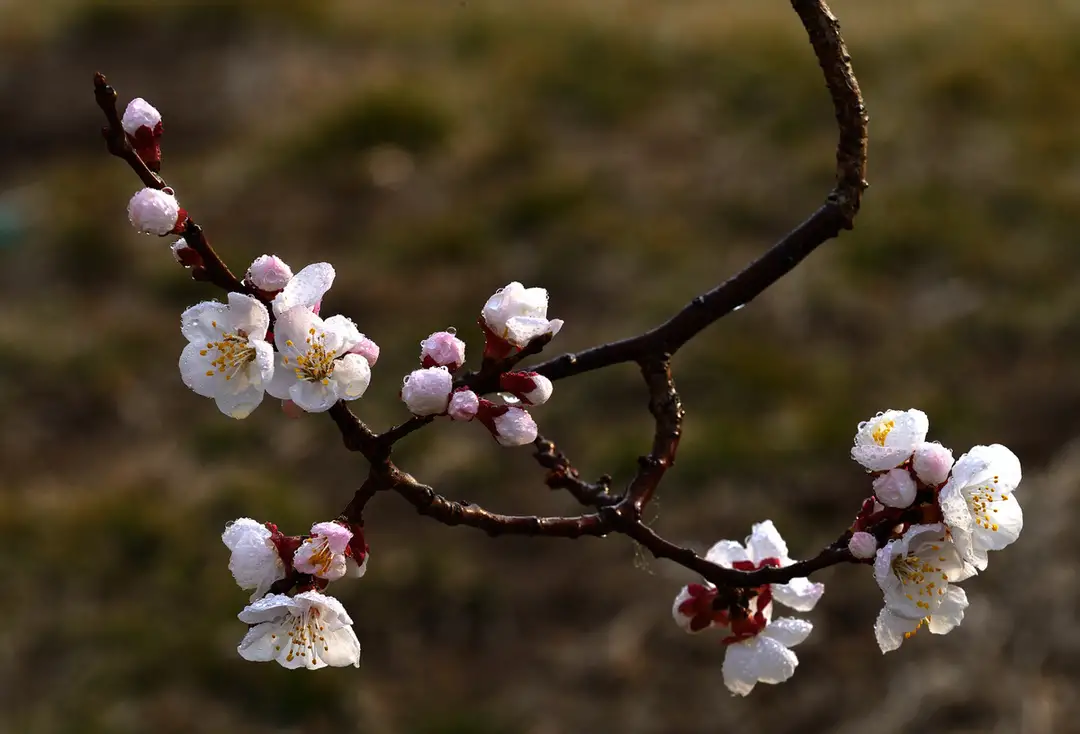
[{"left": 2, "top": 0, "right": 1079, "bottom": 731}]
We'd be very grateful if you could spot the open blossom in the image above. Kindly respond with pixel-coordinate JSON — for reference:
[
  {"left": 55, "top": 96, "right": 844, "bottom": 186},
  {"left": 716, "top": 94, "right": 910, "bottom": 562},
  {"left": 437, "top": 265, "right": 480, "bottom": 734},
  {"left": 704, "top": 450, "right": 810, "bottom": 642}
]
[
  {"left": 293, "top": 522, "right": 352, "bottom": 581},
  {"left": 499, "top": 371, "right": 554, "bottom": 406},
  {"left": 938, "top": 444, "right": 1022, "bottom": 571},
  {"left": 706, "top": 520, "right": 825, "bottom": 612},
  {"left": 246, "top": 254, "right": 294, "bottom": 292},
  {"left": 672, "top": 521, "right": 822, "bottom": 696},
  {"left": 237, "top": 591, "right": 361, "bottom": 669},
  {"left": 481, "top": 282, "right": 563, "bottom": 351},
  {"left": 401, "top": 366, "right": 453, "bottom": 416},
  {"left": 420, "top": 331, "right": 466, "bottom": 370},
  {"left": 266, "top": 307, "right": 372, "bottom": 412},
  {"left": 128, "top": 187, "right": 182, "bottom": 235},
  {"left": 271, "top": 262, "right": 334, "bottom": 317},
  {"left": 448, "top": 389, "right": 480, "bottom": 421},
  {"left": 873, "top": 524, "right": 973, "bottom": 626},
  {"left": 180, "top": 293, "right": 275, "bottom": 419},
  {"left": 873, "top": 468, "right": 917, "bottom": 508},
  {"left": 851, "top": 409, "right": 928, "bottom": 471},
  {"left": 912, "top": 441, "right": 955, "bottom": 486},
  {"left": 222, "top": 518, "right": 286, "bottom": 601}
]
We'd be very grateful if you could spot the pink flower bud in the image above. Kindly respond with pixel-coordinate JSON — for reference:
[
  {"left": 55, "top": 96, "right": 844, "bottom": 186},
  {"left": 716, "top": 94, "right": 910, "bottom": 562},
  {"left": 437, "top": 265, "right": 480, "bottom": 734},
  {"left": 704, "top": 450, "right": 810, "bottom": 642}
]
[
  {"left": 847, "top": 531, "right": 878, "bottom": 559},
  {"left": 912, "top": 441, "right": 954, "bottom": 487},
  {"left": 128, "top": 188, "right": 183, "bottom": 235},
  {"left": 448, "top": 389, "right": 479, "bottom": 421},
  {"left": 121, "top": 98, "right": 162, "bottom": 134},
  {"left": 348, "top": 336, "right": 381, "bottom": 368},
  {"left": 872, "top": 468, "right": 917, "bottom": 509},
  {"left": 121, "top": 98, "right": 163, "bottom": 170},
  {"left": 401, "top": 367, "right": 452, "bottom": 416},
  {"left": 246, "top": 254, "right": 294, "bottom": 292},
  {"left": 420, "top": 330, "right": 466, "bottom": 370},
  {"left": 499, "top": 371, "right": 554, "bottom": 406}
]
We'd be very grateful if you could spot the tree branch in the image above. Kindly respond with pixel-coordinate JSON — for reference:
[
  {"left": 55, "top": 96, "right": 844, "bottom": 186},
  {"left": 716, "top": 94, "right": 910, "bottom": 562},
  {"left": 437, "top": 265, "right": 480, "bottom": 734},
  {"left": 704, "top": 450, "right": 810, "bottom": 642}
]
[{"left": 94, "top": 0, "right": 871, "bottom": 601}]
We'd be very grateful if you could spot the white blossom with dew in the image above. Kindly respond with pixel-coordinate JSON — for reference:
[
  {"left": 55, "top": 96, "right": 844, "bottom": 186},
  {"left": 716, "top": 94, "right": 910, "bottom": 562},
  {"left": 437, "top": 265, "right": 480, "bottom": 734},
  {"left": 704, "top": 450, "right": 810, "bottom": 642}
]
[
  {"left": 938, "top": 443, "right": 1023, "bottom": 571},
  {"left": 237, "top": 591, "right": 361, "bottom": 669},
  {"left": 222, "top": 518, "right": 285, "bottom": 601},
  {"left": 482, "top": 282, "right": 563, "bottom": 348},
  {"left": 266, "top": 307, "right": 371, "bottom": 412},
  {"left": 851, "top": 409, "right": 929, "bottom": 471},
  {"left": 180, "top": 293, "right": 275, "bottom": 419}
]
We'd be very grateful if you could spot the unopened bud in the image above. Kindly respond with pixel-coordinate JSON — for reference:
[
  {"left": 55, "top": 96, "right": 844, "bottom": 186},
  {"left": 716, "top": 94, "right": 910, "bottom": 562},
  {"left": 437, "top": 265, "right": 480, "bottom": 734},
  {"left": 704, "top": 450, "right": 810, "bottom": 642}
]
[
  {"left": 121, "top": 98, "right": 163, "bottom": 170},
  {"left": 401, "top": 367, "right": 452, "bottom": 416},
  {"left": 448, "top": 389, "right": 479, "bottom": 421},
  {"left": 873, "top": 468, "right": 917, "bottom": 509},
  {"left": 476, "top": 400, "right": 537, "bottom": 447},
  {"left": 499, "top": 371, "right": 553, "bottom": 406},
  {"left": 912, "top": 441, "right": 954, "bottom": 487},
  {"left": 348, "top": 336, "right": 380, "bottom": 368},
  {"left": 481, "top": 282, "right": 563, "bottom": 355},
  {"left": 128, "top": 187, "right": 183, "bottom": 235},
  {"left": 246, "top": 254, "right": 293, "bottom": 292},
  {"left": 170, "top": 237, "right": 203, "bottom": 268},
  {"left": 420, "top": 330, "right": 466, "bottom": 371},
  {"left": 848, "top": 531, "right": 878, "bottom": 559}
]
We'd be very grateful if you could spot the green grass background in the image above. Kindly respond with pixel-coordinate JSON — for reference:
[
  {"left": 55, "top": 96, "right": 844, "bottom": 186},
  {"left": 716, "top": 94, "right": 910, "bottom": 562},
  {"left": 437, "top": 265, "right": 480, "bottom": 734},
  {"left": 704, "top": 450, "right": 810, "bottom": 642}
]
[{"left": 2, "top": 0, "right": 1080, "bottom": 731}]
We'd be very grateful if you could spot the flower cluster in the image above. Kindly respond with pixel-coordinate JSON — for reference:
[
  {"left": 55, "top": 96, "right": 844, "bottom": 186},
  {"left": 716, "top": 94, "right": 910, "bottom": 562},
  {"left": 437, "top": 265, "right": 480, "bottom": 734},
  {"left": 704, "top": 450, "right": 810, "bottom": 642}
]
[
  {"left": 672, "top": 521, "right": 823, "bottom": 696},
  {"left": 178, "top": 261, "right": 376, "bottom": 418},
  {"left": 672, "top": 409, "right": 1021, "bottom": 694},
  {"left": 847, "top": 409, "right": 1022, "bottom": 653},
  {"left": 398, "top": 282, "right": 559, "bottom": 447},
  {"left": 223, "top": 518, "right": 368, "bottom": 669}
]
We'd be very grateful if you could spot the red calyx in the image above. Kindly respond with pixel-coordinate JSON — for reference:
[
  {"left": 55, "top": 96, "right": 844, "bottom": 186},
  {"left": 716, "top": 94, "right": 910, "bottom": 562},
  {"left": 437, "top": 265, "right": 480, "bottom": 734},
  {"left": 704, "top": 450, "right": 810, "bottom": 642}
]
[
  {"left": 129, "top": 121, "right": 163, "bottom": 172},
  {"left": 474, "top": 398, "right": 512, "bottom": 440},
  {"left": 479, "top": 317, "right": 515, "bottom": 360}
]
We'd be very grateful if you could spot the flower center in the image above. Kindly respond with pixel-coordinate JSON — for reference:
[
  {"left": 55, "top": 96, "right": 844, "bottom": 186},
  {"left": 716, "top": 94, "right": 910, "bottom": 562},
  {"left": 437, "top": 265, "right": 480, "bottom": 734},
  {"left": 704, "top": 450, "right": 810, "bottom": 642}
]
[
  {"left": 308, "top": 539, "right": 335, "bottom": 576},
  {"left": 201, "top": 329, "right": 255, "bottom": 382},
  {"left": 968, "top": 479, "right": 1009, "bottom": 532},
  {"left": 275, "top": 607, "right": 330, "bottom": 663},
  {"left": 283, "top": 328, "right": 337, "bottom": 385},
  {"left": 871, "top": 419, "right": 895, "bottom": 446},
  {"left": 891, "top": 547, "right": 949, "bottom": 610}
]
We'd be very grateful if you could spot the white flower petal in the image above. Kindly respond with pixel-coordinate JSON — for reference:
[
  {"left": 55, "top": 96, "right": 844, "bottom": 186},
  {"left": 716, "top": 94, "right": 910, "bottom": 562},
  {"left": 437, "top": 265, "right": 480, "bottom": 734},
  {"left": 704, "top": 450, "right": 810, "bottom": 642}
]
[
  {"left": 273, "top": 262, "right": 335, "bottom": 316},
  {"left": 705, "top": 540, "right": 749, "bottom": 569},
  {"left": 874, "top": 606, "right": 920, "bottom": 653},
  {"left": 927, "top": 586, "right": 968, "bottom": 635},
  {"left": 225, "top": 292, "right": 270, "bottom": 341},
  {"left": 215, "top": 383, "right": 265, "bottom": 419},
  {"left": 181, "top": 301, "right": 227, "bottom": 343},
  {"left": 332, "top": 354, "right": 372, "bottom": 401},
  {"left": 771, "top": 577, "right": 824, "bottom": 612},
  {"left": 323, "top": 314, "right": 362, "bottom": 354},
  {"left": 237, "top": 593, "right": 294, "bottom": 625},
  {"left": 179, "top": 341, "right": 218, "bottom": 397},
  {"left": 746, "top": 520, "right": 789, "bottom": 563},
  {"left": 762, "top": 618, "right": 813, "bottom": 648},
  {"left": 504, "top": 315, "right": 554, "bottom": 347},
  {"left": 318, "top": 626, "right": 362, "bottom": 668},
  {"left": 723, "top": 635, "right": 798, "bottom": 696},
  {"left": 290, "top": 379, "right": 340, "bottom": 413},
  {"left": 266, "top": 353, "right": 297, "bottom": 400}
]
